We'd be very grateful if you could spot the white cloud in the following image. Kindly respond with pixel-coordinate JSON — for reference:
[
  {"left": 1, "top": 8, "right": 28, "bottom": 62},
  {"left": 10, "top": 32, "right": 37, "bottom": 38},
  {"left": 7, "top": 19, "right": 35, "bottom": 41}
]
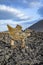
[
  {"left": 0, "top": 19, "right": 32, "bottom": 32},
  {"left": 0, "top": 5, "right": 30, "bottom": 20},
  {"left": 0, "top": 19, "right": 33, "bottom": 25},
  {"left": 0, "top": 19, "right": 34, "bottom": 32},
  {"left": 0, "top": 16, "right": 41, "bottom": 32},
  {"left": 0, "top": 20, "right": 16, "bottom": 25},
  {"left": 30, "top": 1, "right": 43, "bottom": 8},
  {"left": 0, "top": 16, "right": 40, "bottom": 25}
]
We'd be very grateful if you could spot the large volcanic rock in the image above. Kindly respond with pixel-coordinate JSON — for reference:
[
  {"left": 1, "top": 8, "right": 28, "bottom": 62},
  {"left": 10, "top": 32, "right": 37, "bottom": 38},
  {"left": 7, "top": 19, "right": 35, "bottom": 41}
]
[{"left": 29, "top": 20, "right": 43, "bottom": 32}]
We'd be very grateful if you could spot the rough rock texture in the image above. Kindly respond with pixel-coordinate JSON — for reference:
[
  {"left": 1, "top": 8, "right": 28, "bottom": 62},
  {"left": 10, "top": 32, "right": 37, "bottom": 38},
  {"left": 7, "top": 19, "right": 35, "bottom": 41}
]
[
  {"left": 0, "top": 31, "right": 43, "bottom": 65},
  {"left": 29, "top": 20, "right": 43, "bottom": 32}
]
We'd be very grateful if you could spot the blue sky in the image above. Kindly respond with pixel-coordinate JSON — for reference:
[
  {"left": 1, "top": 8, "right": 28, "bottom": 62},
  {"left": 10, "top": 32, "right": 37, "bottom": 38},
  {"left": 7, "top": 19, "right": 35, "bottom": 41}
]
[{"left": 0, "top": 0, "right": 43, "bottom": 32}]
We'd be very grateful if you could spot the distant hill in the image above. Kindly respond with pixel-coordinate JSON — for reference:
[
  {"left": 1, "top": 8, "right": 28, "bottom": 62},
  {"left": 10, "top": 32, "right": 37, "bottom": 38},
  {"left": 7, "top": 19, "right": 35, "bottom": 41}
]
[{"left": 28, "top": 20, "right": 43, "bottom": 32}]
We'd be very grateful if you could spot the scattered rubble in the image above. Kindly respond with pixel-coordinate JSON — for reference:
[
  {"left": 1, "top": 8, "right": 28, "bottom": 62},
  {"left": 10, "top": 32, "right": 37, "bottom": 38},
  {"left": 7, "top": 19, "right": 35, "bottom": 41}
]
[{"left": 0, "top": 30, "right": 43, "bottom": 65}]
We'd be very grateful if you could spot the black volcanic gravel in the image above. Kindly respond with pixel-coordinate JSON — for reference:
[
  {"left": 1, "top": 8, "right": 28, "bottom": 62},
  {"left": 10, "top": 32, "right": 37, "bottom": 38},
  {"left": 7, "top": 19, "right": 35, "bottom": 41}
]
[{"left": 0, "top": 31, "right": 43, "bottom": 65}]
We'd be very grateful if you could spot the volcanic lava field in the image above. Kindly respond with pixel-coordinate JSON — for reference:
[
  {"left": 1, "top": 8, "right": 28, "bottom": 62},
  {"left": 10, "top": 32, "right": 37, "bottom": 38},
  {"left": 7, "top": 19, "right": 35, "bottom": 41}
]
[{"left": 0, "top": 30, "right": 43, "bottom": 65}]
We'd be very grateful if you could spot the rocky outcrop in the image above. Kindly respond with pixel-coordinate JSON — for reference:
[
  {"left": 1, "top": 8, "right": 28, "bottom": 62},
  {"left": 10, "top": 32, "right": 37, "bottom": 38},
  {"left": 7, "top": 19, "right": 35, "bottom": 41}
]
[{"left": 29, "top": 20, "right": 43, "bottom": 32}]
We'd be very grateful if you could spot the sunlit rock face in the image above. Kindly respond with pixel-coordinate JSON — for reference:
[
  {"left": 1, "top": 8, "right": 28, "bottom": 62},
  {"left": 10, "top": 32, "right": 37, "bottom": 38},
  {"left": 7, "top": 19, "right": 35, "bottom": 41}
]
[
  {"left": 7, "top": 24, "right": 31, "bottom": 48},
  {"left": 0, "top": 30, "right": 43, "bottom": 65}
]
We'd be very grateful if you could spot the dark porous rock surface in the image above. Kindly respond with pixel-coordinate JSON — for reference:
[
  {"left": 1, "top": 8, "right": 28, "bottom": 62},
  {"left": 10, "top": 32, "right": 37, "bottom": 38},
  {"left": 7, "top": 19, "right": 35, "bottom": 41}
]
[{"left": 0, "top": 31, "right": 43, "bottom": 65}]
